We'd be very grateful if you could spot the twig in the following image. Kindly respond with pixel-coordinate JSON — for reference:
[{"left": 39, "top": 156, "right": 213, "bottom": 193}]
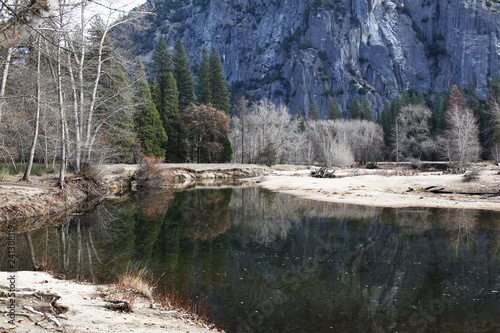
[{"left": 23, "top": 305, "right": 61, "bottom": 327}]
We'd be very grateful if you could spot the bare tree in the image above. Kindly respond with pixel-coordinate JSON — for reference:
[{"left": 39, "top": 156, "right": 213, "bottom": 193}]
[
  {"left": 183, "top": 103, "right": 230, "bottom": 162},
  {"left": 443, "top": 86, "right": 481, "bottom": 171},
  {"left": 0, "top": 47, "right": 13, "bottom": 125},
  {"left": 395, "top": 104, "right": 434, "bottom": 161},
  {"left": 229, "top": 99, "right": 301, "bottom": 164},
  {"left": 305, "top": 121, "right": 354, "bottom": 167},
  {"left": 233, "top": 95, "right": 249, "bottom": 164},
  {"left": 443, "top": 105, "right": 481, "bottom": 171},
  {"left": 23, "top": 36, "right": 42, "bottom": 181}
]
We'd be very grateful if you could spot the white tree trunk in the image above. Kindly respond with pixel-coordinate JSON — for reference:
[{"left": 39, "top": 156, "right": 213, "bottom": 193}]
[
  {"left": 0, "top": 47, "right": 13, "bottom": 125},
  {"left": 23, "top": 37, "right": 42, "bottom": 181}
]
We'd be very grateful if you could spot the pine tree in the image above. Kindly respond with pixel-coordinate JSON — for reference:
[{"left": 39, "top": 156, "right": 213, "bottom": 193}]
[
  {"left": 327, "top": 96, "right": 341, "bottom": 120},
  {"left": 162, "top": 72, "right": 187, "bottom": 162},
  {"left": 410, "top": 91, "right": 425, "bottom": 105},
  {"left": 197, "top": 47, "right": 212, "bottom": 105},
  {"left": 150, "top": 78, "right": 161, "bottom": 109},
  {"left": 348, "top": 97, "right": 362, "bottom": 119},
  {"left": 378, "top": 100, "right": 392, "bottom": 141},
  {"left": 489, "top": 75, "right": 500, "bottom": 101},
  {"left": 362, "top": 97, "right": 373, "bottom": 121},
  {"left": 431, "top": 90, "right": 443, "bottom": 133},
  {"left": 101, "top": 59, "right": 136, "bottom": 162},
  {"left": 173, "top": 39, "right": 195, "bottom": 111},
  {"left": 209, "top": 47, "right": 231, "bottom": 114},
  {"left": 219, "top": 135, "right": 233, "bottom": 163},
  {"left": 133, "top": 57, "right": 168, "bottom": 158},
  {"left": 153, "top": 36, "right": 173, "bottom": 115},
  {"left": 309, "top": 97, "right": 319, "bottom": 120}
]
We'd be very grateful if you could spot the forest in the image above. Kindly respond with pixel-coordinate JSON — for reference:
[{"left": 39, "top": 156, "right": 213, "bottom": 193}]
[{"left": 1, "top": 0, "right": 500, "bottom": 189}]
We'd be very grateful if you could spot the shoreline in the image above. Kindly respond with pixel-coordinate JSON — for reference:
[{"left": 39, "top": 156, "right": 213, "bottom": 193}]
[
  {"left": 253, "top": 166, "right": 500, "bottom": 211},
  {"left": 0, "top": 271, "right": 220, "bottom": 333},
  {"left": 2, "top": 163, "right": 500, "bottom": 225}
]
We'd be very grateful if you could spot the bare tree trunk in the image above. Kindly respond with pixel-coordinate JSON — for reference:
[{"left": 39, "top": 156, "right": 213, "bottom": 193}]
[
  {"left": 56, "top": 32, "right": 67, "bottom": 188},
  {"left": 59, "top": 225, "right": 67, "bottom": 272},
  {"left": 0, "top": 47, "right": 12, "bottom": 125},
  {"left": 23, "top": 37, "right": 42, "bottom": 182},
  {"left": 24, "top": 233, "right": 39, "bottom": 270},
  {"left": 86, "top": 240, "right": 94, "bottom": 283},
  {"left": 84, "top": 28, "right": 107, "bottom": 164},
  {"left": 76, "top": 219, "right": 81, "bottom": 279}
]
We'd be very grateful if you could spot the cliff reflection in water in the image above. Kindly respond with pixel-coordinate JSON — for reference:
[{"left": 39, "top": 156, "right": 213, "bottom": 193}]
[{"left": 4, "top": 186, "right": 500, "bottom": 332}]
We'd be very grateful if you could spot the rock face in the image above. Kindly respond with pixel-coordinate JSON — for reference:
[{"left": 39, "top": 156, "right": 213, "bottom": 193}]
[{"left": 125, "top": 0, "right": 500, "bottom": 118}]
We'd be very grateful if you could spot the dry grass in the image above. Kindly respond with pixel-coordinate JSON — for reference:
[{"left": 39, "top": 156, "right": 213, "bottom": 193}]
[{"left": 117, "top": 266, "right": 154, "bottom": 299}]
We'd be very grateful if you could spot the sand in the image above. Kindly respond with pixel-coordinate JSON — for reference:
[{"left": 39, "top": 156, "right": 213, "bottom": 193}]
[
  {"left": 254, "top": 166, "right": 500, "bottom": 211},
  {"left": 0, "top": 271, "right": 219, "bottom": 333}
]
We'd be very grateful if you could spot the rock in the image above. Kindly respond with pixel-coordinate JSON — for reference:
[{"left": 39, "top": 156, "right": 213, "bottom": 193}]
[{"left": 118, "top": 0, "right": 500, "bottom": 117}]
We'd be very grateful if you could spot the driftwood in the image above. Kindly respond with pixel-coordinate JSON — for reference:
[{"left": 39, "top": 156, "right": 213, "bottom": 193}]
[
  {"left": 23, "top": 305, "right": 62, "bottom": 327},
  {"left": 423, "top": 186, "right": 500, "bottom": 197},
  {"left": 311, "top": 167, "right": 336, "bottom": 178},
  {"left": 105, "top": 299, "right": 133, "bottom": 312}
]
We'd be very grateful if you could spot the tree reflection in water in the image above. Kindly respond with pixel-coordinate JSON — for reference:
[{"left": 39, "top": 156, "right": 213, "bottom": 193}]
[{"left": 3, "top": 185, "right": 500, "bottom": 332}]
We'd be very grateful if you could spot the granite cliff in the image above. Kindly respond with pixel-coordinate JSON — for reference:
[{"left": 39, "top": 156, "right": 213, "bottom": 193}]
[{"left": 120, "top": 0, "right": 500, "bottom": 118}]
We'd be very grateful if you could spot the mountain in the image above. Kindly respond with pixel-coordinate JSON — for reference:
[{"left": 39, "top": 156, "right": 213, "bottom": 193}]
[{"left": 117, "top": 0, "right": 500, "bottom": 118}]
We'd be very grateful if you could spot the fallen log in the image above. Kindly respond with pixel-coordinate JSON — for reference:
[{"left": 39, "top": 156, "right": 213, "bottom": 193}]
[
  {"left": 311, "top": 167, "right": 336, "bottom": 178},
  {"left": 421, "top": 186, "right": 500, "bottom": 197},
  {"left": 105, "top": 299, "right": 133, "bottom": 312}
]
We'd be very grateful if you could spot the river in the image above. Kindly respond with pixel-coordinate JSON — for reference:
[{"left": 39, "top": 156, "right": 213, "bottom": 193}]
[{"left": 3, "top": 184, "right": 500, "bottom": 332}]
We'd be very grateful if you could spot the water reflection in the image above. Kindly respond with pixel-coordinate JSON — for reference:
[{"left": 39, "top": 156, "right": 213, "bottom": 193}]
[{"left": 2, "top": 186, "right": 500, "bottom": 332}]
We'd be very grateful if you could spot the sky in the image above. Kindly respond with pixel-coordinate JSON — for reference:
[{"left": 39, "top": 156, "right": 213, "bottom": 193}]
[{"left": 83, "top": 0, "right": 149, "bottom": 25}]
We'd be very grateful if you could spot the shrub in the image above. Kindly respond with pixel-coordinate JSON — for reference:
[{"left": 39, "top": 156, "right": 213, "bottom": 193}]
[
  {"left": 133, "top": 156, "right": 163, "bottom": 187},
  {"left": 118, "top": 266, "right": 154, "bottom": 299}
]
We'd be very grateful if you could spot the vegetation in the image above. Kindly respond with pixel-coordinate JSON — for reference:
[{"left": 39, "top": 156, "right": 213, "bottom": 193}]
[{"left": 1, "top": 0, "right": 499, "bottom": 174}]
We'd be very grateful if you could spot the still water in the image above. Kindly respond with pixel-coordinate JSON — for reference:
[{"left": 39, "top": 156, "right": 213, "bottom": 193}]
[{"left": 5, "top": 184, "right": 500, "bottom": 332}]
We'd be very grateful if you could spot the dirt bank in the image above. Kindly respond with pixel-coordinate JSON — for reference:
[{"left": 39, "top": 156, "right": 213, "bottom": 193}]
[
  {"left": 0, "top": 164, "right": 273, "bottom": 223},
  {"left": 254, "top": 165, "right": 500, "bottom": 211},
  {"left": 0, "top": 271, "right": 219, "bottom": 333}
]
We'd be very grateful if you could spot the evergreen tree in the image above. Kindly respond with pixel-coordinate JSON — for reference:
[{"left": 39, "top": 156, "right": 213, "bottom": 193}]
[
  {"left": 400, "top": 90, "right": 411, "bottom": 106},
  {"left": 362, "top": 97, "right": 373, "bottom": 121},
  {"left": 162, "top": 72, "right": 187, "bottom": 162},
  {"left": 133, "top": 57, "right": 168, "bottom": 158},
  {"left": 309, "top": 97, "right": 319, "bottom": 120},
  {"left": 410, "top": 91, "right": 425, "bottom": 105},
  {"left": 219, "top": 135, "right": 233, "bottom": 163},
  {"left": 150, "top": 78, "right": 161, "bottom": 110},
  {"left": 390, "top": 95, "right": 403, "bottom": 120},
  {"left": 152, "top": 36, "right": 173, "bottom": 118},
  {"left": 209, "top": 47, "right": 231, "bottom": 114},
  {"left": 197, "top": 47, "right": 212, "bottom": 105},
  {"left": 327, "top": 96, "right": 341, "bottom": 120},
  {"left": 489, "top": 75, "right": 500, "bottom": 101},
  {"left": 173, "top": 39, "right": 196, "bottom": 111},
  {"left": 100, "top": 58, "right": 136, "bottom": 162},
  {"left": 348, "top": 97, "right": 362, "bottom": 119},
  {"left": 431, "top": 90, "right": 444, "bottom": 133},
  {"left": 378, "top": 100, "right": 392, "bottom": 141}
]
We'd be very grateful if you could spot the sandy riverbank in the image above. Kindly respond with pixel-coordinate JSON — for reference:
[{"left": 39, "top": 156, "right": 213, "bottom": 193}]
[
  {"left": 0, "top": 271, "right": 219, "bottom": 333},
  {"left": 254, "top": 165, "right": 500, "bottom": 211},
  {"left": 0, "top": 164, "right": 273, "bottom": 223}
]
